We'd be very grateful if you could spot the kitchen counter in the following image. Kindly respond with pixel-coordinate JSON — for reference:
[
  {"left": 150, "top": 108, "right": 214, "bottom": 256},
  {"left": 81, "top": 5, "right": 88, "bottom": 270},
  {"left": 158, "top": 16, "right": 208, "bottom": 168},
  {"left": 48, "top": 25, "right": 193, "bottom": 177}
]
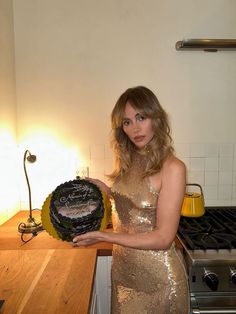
[
  {"left": 0, "top": 211, "right": 182, "bottom": 251},
  {"left": 0, "top": 211, "right": 112, "bottom": 313},
  {"left": 0, "top": 249, "right": 97, "bottom": 313},
  {"left": 0, "top": 211, "right": 113, "bottom": 255}
]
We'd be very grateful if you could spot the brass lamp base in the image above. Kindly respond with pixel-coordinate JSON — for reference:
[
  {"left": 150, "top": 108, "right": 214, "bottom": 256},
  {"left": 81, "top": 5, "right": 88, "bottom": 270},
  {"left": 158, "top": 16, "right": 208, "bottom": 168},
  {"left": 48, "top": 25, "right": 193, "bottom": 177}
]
[{"left": 18, "top": 216, "right": 43, "bottom": 234}]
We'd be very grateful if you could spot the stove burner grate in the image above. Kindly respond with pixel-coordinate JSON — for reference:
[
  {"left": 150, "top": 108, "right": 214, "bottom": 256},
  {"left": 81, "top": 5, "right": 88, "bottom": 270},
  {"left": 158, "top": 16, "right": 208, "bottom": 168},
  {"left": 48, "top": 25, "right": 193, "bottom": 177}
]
[
  {"left": 178, "top": 207, "right": 236, "bottom": 250},
  {"left": 179, "top": 231, "right": 236, "bottom": 250}
]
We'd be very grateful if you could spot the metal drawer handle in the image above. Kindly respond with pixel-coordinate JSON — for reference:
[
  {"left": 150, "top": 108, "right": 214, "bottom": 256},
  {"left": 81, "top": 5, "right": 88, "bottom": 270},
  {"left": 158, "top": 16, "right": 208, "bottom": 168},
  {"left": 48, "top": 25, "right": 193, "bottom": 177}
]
[{"left": 192, "top": 309, "right": 236, "bottom": 314}]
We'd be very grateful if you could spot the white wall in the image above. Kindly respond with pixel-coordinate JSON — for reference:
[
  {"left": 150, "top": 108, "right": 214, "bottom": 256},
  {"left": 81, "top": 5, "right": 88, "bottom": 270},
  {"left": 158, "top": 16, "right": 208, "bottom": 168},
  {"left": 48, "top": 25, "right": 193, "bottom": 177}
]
[
  {"left": 0, "top": 0, "right": 18, "bottom": 223},
  {"left": 11, "top": 0, "right": 236, "bottom": 208}
]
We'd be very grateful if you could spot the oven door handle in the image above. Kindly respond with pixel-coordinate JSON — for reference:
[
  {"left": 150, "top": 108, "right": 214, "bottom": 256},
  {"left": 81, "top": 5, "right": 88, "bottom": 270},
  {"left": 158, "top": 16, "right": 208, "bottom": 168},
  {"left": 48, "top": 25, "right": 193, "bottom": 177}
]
[{"left": 192, "top": 309, "right": 236, "bottom": 314}]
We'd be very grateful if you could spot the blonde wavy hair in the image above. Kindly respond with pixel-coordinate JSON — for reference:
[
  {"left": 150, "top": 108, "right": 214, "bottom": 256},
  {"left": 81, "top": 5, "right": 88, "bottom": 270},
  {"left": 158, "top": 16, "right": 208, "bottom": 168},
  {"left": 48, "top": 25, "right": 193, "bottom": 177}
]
[{"left": 108, "top": 86, "right": 174, "bottom": 181}]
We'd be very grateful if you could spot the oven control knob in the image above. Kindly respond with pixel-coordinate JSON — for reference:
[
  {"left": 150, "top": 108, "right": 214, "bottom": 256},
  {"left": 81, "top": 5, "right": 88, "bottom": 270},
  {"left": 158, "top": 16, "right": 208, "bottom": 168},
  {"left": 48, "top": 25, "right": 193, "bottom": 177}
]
[
  {"left": 203, "top": 270, "right": 219, "bottom": 291},
  {"left": 230, "top": 269, "right": 236, "bottom": 285}
]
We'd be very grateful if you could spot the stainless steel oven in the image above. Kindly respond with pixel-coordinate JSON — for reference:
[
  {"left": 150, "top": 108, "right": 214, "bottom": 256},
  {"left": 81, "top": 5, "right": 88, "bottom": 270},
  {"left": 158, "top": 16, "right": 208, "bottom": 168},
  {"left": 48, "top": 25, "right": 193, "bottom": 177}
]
[{"left": 178, "top": 207, "right": 236, "bottom": 314}]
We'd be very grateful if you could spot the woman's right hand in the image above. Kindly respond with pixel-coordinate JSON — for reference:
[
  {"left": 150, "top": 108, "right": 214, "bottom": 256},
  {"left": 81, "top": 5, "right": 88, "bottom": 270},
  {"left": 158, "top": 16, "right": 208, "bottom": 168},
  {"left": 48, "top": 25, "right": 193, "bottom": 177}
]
[{"left": 85, "top": 177, "right": 111, "bottom": 197}]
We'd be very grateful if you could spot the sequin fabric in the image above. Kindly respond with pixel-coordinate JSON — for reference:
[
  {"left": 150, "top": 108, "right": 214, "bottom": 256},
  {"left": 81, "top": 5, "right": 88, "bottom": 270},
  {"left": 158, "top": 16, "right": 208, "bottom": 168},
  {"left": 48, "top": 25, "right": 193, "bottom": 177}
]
[{"left": 111, "top": 152, "right": 189, "bottom": 314}]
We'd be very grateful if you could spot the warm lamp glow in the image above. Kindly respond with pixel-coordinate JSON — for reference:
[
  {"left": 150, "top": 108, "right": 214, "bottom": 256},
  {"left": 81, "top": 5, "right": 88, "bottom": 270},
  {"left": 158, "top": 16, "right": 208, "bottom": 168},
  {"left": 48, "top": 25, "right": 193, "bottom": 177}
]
[
  {"left": 0, "top": 125, "right": 90, "bottom": 226},
  {"left": 0, "top": 127, "right": 16, "bottom": 144},
  {"left": 19, "top": 131, "right": 89, "bottom": 211}
]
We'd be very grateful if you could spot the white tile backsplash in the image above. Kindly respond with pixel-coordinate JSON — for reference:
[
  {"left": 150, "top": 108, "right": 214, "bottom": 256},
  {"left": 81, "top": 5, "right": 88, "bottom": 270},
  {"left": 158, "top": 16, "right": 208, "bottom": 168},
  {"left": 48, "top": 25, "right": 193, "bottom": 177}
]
[
  {"left": 219, "top": 157, "right": 233, "bottom": 171},
  {"left": 104, "top": 144, "right": 113, "bottom": 159},
  {"left": 190, "top": 143, "right": 205, "bottom": 157},
  {"left": 219, "top": 143, "right": 234, "bottom": 157},
  {"left": 219, "top": 171, "right": 233, "bottom": 185},
  {"left": 233, "top": 172, "right": 236, "bottom": 185},
  {"left": 175, "top": 143, "right": 190, "bottom": 157},
  {"left": 78, "top": 145, "right": 90, "bottom": 162},
  {"left": 233, "top": 157, "right": 236, "bottom": 171},
  {"left": 204, "top": 143, "right": 219, "bottom": 157},
  {"left": 232, "top": 185, "right": 236, "bottom": 199},
  {"left": 206, "top": 199, "right": 232, "bottom": 206},
  {"left": 104, "top": 158, "right": 113, "bottom": 175},
  {"left": 205, "top": 172, "right": 218, "bottom": 185},
  {"left": 234, "top": 143, "right": 236, "bottom": 157},
  {"left": 90, "top": 158, "right": 105, "bottom": 174},
  {"left": 87, "top": 142, "right": 236, "bottom": 206},
  {"left": 190, "top": 158, "right": 205, "bottom": 171},
  {"left": 205, "top": 157, "right": 219, "bottom": 171},
  {"left": 188, "top": 171, "right": 205, "bottom": 186},
  {"left": 218, "top": 185, "right": 232, "bottom": 200},
  {"left": 204, "top": 185, "right": 218, "bottom": 200}
]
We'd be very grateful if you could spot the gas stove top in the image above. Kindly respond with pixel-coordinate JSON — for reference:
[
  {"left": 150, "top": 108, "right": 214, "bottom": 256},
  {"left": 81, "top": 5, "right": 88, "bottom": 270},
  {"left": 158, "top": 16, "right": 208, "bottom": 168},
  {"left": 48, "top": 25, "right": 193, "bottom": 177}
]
[
  {"left": 177, "top": 207, "right": 236, "bottom": 312},
  {"left": 178, "top": 206, "right": 236, "bottom": 250},
  {"left": 177, "top": 207, "right": 236, "bottom": 265}
]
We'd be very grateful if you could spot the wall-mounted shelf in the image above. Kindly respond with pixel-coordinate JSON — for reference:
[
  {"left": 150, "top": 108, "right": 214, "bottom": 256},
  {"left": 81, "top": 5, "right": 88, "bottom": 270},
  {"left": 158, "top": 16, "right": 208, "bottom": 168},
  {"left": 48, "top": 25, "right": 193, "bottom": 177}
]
[{"left": 175, "top": 39, "right": 236, "bottom": 52}]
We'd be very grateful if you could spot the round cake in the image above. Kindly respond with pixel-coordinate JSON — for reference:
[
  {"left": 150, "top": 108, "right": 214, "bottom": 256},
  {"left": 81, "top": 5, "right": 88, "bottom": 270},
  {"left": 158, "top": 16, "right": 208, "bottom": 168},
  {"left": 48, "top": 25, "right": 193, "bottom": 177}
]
[{"left": 41, "top": 178, "right": 111, "bottom": 241}]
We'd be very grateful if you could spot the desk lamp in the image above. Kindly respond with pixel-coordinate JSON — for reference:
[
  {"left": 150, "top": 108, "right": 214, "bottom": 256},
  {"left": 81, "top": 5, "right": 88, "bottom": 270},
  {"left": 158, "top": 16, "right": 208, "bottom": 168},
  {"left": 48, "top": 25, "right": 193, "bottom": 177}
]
[{"left": 18, "top": 150, "right": 43, "bottom": 242}]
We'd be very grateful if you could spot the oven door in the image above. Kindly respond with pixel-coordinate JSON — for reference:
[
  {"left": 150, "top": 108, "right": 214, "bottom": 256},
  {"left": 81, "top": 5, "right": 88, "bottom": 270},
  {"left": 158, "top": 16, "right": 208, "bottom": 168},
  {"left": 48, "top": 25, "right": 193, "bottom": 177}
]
[{"left": 191, "top": 293, "right": 236, "bottom": 314}]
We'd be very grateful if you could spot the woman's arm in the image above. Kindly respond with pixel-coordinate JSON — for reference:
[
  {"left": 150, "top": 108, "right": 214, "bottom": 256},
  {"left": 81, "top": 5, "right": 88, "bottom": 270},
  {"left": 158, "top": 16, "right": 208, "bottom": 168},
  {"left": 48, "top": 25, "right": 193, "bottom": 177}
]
[{"left": 73, "top": 158, "right": 186, "bottom": 250}]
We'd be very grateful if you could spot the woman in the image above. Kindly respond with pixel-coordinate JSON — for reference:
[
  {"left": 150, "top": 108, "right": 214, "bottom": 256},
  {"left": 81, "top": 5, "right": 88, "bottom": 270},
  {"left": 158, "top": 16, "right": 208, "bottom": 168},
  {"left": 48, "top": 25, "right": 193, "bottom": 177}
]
[{"left": 73, "top": 86, "right": 189, "bottom": 313}]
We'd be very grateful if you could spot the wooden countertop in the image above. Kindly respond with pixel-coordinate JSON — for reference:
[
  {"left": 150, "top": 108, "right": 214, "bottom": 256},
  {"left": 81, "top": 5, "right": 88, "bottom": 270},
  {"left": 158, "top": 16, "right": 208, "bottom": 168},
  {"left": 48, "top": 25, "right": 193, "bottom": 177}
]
[
  {"left": 0, "top": 249, "right": 97, "bottom": 313},
  {"left": 0, "top": 211, "right": 113, "bottom": 255},
  {"left": 0, "top": 211, "right": 182, "bottom": 252},
  {"left": 0, "top": 211, "right": 112, "bottom": 313}
]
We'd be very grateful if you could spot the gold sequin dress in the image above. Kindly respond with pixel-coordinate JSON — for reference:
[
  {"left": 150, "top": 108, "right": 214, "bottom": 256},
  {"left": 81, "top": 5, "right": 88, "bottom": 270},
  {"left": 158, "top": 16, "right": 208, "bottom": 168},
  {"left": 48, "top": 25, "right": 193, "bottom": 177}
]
[{"left": 111, "top": 152, "right": 189, "bottom": 314}]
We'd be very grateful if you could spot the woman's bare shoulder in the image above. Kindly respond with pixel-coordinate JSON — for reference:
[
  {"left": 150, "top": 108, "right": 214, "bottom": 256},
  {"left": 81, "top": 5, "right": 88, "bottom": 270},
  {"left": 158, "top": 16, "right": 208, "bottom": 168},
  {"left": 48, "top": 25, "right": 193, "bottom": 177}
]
[
  {"left": 150, "top": 156, "right": 185, "bottom": 192},
  {"left": 162, "top": 155, "right": 186, "bottom": 176}
]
